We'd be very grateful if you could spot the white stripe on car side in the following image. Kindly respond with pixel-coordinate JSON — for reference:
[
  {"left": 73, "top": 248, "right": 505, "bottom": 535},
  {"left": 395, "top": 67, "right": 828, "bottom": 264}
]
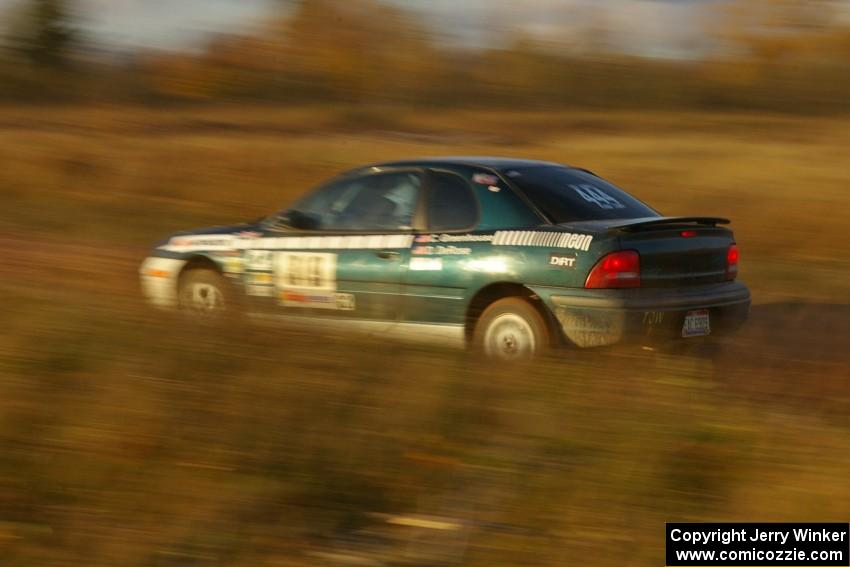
[
  {"left": 158, "top": 230, "right": 594, "bottom": 254},
  {"left": 159, "top": 234, "right": 416, "bottom": 253}
]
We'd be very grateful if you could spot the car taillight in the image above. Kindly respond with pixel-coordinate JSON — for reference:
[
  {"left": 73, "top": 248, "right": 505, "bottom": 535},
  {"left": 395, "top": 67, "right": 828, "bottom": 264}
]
[
  {"left": 726, "top": 243, "right": 739, "bottom": 280},
  {"left": 585, "top": 250, "right": 640, "bottom": 289}
]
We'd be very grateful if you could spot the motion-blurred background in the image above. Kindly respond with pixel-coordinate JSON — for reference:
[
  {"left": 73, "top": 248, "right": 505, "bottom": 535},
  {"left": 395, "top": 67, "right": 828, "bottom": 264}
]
[{"left": 1, "top": 1, "right": 849, "bottom": 565}]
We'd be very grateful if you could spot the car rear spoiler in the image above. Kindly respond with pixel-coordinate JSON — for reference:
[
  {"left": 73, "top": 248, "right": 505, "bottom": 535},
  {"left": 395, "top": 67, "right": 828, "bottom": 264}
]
[{"left": 606, "top": 216, "right": 731, "bottom": 232}]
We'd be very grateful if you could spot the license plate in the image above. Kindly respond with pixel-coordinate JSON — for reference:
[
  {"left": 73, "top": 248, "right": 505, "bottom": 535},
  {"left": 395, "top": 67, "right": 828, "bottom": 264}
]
[{"left": 682, "top": 309, "right": 711, "bottom": 338}]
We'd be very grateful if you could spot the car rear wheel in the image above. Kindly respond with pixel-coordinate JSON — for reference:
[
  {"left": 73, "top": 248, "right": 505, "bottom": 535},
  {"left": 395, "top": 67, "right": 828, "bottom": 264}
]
[
  {"left": 178, "top": 268, "right": 232, "bottom": 317},
  {"left": 474, "top": 297, "right": 551, "bottom": 360}
]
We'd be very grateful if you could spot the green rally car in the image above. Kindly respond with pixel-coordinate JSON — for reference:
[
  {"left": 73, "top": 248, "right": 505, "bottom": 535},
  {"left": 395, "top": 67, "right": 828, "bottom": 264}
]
[{"left": 140, "top": 157, "right": 750, "bottom": 359}]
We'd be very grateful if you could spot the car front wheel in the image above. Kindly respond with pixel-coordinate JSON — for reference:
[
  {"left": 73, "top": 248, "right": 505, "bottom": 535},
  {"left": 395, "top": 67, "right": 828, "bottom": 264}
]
[
  {"left": 474, "top": 297, "right": 551, "bottom": 360},
  {"left": 178, "top": 268, "right": 231, "bottom": 317}
]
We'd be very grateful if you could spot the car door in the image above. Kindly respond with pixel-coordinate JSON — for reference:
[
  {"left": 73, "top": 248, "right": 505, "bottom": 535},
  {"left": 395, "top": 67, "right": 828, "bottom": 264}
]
[
  {"left": 401, "top": 169, "right": 484, "bottom": 331},
  {"left": 244, "top": 169, "right": 422, "bottom": 330}
]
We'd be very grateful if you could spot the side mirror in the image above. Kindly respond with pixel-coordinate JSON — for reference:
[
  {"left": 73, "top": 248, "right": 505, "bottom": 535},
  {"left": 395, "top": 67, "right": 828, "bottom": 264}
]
[{"left": 280, "top": 209, "right": 320, "bottom": 230}]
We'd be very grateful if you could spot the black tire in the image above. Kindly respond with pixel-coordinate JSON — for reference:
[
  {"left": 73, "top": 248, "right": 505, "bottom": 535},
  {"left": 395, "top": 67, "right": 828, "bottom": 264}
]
[
  {"left": 177, "top": 268, "right": 235, "bottom": 318},
  {"left": 473, "top": 297, "right": 551, "bottom": 360}
]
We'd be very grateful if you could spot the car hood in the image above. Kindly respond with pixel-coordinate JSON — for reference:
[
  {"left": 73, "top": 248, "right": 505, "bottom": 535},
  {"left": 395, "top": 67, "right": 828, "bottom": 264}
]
[
  {"left": 171, "top": 222, "right": 263, "bottom": 238},
  {"left": 154, "top": 222, "right": 263, "bottom": 249}
]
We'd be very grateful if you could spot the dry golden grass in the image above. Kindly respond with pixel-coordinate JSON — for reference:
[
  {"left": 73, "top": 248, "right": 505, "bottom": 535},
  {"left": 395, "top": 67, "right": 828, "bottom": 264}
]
[{"left": 1, "top": 105, "right": 849, "bottom": 566}]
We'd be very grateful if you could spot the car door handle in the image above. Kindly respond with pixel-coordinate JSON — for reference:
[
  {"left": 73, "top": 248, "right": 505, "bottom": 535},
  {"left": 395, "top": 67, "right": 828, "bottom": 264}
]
[{"left": 376, "top": 250, "right": 401, "bottom": 260}]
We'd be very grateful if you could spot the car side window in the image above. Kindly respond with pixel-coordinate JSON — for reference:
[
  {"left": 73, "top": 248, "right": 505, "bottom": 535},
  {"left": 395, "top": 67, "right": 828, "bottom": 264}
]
[
  {"left": 286, "top": 172, "right": 421, "bottom": 231},
  {"left": 427, "top": 171, "right": 479, "bottom": 231}
]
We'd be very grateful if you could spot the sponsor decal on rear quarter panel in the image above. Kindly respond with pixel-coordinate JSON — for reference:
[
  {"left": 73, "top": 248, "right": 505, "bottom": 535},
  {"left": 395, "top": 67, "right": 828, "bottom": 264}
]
[
  {"left": 493, "top": 230, "right": 593, "bottom": 251},
  {"left": 549, "top": 253, "right": 577, "bottom": 269}
]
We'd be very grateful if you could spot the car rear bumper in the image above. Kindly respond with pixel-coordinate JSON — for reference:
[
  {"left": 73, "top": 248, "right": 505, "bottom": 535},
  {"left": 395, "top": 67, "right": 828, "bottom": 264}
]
[{"left": 546, "top": 281, "right": 751, "bottom": 348}]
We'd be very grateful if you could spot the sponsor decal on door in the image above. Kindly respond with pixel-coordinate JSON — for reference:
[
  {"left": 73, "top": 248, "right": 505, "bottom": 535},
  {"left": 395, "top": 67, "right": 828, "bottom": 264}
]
[{"left": 273, "top": 252, "right": 354, "bottom": 310}]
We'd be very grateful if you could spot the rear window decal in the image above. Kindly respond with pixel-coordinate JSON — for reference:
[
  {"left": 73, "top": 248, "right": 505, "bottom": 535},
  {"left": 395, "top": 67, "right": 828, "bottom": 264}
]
[{"left": 570, "top": 184, "right": 625, "bottom": 210}]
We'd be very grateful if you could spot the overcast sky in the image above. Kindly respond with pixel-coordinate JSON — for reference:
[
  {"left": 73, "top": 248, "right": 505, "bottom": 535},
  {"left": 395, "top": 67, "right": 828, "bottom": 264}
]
[{"left": 0, "top": 0, "right": 778, "bottom": 58}]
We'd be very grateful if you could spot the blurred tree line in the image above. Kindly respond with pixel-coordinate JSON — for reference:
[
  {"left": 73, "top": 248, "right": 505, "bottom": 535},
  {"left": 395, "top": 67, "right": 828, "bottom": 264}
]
[{"left": 1, "top": 0, "right": 850, "bottom": 112}]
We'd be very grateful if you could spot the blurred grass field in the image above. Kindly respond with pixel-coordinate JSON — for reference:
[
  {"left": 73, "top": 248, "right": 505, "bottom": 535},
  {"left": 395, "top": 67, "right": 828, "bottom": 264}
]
[{"left": 1, "top": 106, "right": 849, "bottom": 566}]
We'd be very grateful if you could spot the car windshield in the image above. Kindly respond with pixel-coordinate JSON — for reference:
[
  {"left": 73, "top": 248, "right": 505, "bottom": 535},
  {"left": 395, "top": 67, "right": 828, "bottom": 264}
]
[{"left": 505, "top": 166, "right": 659, "bottom": 223}]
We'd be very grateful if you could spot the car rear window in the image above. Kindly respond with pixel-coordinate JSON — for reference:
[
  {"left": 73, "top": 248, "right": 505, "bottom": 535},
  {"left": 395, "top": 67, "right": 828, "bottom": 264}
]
[{"left": 505, "top": 166, "right": 658, "bottom": 223}]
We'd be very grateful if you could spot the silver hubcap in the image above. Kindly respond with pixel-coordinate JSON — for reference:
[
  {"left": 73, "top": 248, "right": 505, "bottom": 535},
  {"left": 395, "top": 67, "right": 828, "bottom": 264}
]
[
  {"left": 484, "top": 313, "right": 536, "bottom": 360},
  {"left": 182, "top": 282, "right": 225, "bottom": 314}
]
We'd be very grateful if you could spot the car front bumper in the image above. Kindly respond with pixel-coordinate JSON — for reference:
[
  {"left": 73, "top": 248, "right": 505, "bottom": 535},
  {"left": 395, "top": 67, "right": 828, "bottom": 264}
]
[
  {"left": 545, "top": 281, "right": 751, "bottom": 348},
  {"left": 139, "top": 257, "right": 187, "bottom": 309}
]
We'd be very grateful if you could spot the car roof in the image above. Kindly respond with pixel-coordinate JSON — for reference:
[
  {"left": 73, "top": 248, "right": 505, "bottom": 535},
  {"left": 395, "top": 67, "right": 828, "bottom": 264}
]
[{"left": 368, "top": 156, "right": 566, "bottom": 172}]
